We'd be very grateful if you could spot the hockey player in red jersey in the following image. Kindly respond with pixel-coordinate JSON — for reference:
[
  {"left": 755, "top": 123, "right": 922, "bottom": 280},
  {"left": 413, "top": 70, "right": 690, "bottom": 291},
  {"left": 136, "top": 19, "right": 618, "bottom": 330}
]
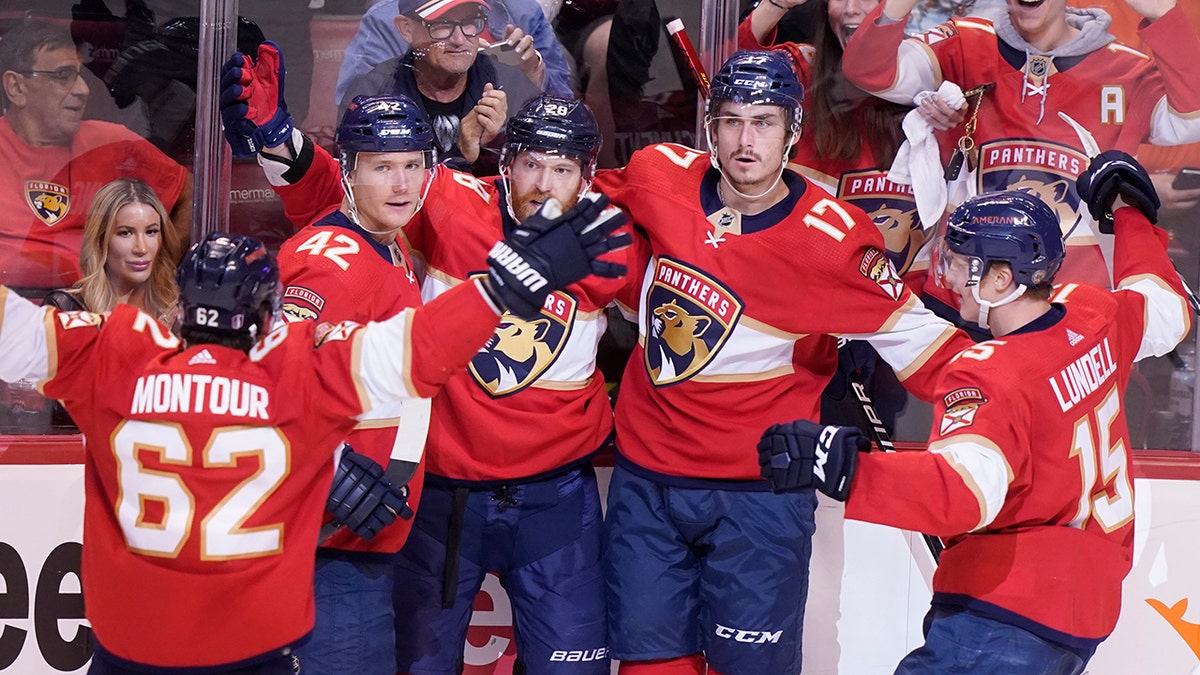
[
  {"left": 591, "top": 50, "right": 972, "bottom": 675},
  {"left": 758, "top": 152, "right": 1192, "bottom": 673},
  {"left": 223, "top": 44, "right": 629, "bottom": 672},
  {"left": 0, "top": 198, "right": 628, "bottom": 673},
  {"left": 841, "top": 0, "right": 1200, "bottom": 330},
  {"left": 222, "top": 43, "right": 435, "bottom": 672}
]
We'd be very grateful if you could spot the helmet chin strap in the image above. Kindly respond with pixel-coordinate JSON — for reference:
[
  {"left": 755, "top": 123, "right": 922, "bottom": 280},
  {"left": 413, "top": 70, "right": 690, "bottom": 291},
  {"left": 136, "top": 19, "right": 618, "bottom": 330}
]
[
  {"left": 340, "top": 162, "right": 434, "bottom": 237},
  {"left": 705, "top": 121, "right": 795, "bottom": 204},
  {"left": 971, "top": 282, "right": 1026, "bottom": 330}
]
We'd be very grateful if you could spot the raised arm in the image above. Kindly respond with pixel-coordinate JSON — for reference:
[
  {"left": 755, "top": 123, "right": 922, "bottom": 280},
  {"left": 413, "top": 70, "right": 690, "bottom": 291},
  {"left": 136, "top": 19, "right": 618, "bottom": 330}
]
[{"left": 842, "top": 1, "right": 938, "bottom": 105}]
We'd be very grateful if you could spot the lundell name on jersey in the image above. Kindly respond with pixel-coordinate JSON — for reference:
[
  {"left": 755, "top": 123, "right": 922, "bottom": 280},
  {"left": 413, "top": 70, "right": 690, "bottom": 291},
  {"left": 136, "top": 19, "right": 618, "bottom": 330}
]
[{"left": 1048, "top": 337, "right": 1117, "bottom": 413}]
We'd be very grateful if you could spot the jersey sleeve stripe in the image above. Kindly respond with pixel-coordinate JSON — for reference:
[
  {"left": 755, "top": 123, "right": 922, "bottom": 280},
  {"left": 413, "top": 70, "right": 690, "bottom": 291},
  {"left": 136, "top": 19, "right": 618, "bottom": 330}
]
[
  {"left": 0, "top": 288, "right": 53, "bottom": 385},
  {"left": 930, "top": 435, "right": 1013, "bottom": 531},
  {"left": 1118, "top": 273, "right": 1192, "bottom": 361}
]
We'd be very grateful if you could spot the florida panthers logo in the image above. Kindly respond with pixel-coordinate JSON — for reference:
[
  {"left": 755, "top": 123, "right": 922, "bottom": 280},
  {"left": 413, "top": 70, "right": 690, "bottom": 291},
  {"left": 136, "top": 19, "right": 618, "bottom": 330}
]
[
  {"left": 978, "top": 140, "right": 1089, "bottom": 239},
  {"left": 939, "top": 387, "right": 988, "bottom": 435},
  {"left": 644, "top": 258, "right": 742, "bottom": 386},
  {"left": 838, "top": 170, "right": 924, "bottom": 275},
  {"left": 26, "top": 181, "right": 70, "bottom": 226},
  {"left": 469, "top": 284, "right": 574, "bottom": 397}
]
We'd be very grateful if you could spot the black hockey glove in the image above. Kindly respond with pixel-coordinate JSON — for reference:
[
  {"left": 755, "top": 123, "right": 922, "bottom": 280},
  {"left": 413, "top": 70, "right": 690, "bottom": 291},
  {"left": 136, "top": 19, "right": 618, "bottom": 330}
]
[
  {"left": 486, "top": 193, "right": 630, "bottom": 319},
  {"left": 219, "top": 41, "right": 293, "bottom": 158},
  {"left": 1077, "top": 149, "right": 1160, "bottom": 232},
  {"left": 326, "top": 445, "right": 413, "bottom": 541},
  {"left": 757, "top": 420, "right": 870, "bottom": 500}
]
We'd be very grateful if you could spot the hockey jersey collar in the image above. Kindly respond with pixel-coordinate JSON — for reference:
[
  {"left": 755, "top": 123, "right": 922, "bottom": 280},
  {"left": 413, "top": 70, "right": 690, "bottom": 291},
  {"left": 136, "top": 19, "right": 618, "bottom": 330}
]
[{"left": 699, "top": 167, "right": 806, "bottom": 234}]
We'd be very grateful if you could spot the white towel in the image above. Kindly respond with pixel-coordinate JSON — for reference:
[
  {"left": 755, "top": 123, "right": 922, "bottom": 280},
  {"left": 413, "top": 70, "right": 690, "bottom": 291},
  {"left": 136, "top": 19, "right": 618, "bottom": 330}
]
[{"left": 887, "top": 81, "right": 966, "bottom": 232}]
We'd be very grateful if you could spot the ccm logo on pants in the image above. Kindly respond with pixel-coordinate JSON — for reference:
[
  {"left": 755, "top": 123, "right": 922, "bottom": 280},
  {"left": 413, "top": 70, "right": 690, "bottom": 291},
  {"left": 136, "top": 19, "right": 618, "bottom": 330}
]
[{"left": 714, "top": 624, "right": 782, "bottom": 644}]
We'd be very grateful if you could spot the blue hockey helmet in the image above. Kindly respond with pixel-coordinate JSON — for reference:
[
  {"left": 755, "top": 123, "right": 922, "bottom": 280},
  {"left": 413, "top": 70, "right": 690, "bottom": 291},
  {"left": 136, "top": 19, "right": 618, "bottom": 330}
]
[
  {"left": 177, "top": 233, "right": 280, "bottom": 336},
  {"left": 336, "top": 94, "right": 435, "bottom": 168},
  {"left": 502, "top": 94, "right": 601, "bottom": 178},
  {"left": 943, "top": 191, "right": 1066, "bottom": 288},
  {"left": 707, "top": 50, "right": 804, "bottom": 127}
]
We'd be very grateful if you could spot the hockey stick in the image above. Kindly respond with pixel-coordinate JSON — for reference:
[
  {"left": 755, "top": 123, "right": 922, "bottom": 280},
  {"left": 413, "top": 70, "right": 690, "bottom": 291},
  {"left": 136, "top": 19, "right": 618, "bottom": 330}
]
[
  {"left": 664, "top": 17, "right": 710, "bottom": 99},
  {"left": 837, "top": 339, "right": 945, "bottom": 562}
]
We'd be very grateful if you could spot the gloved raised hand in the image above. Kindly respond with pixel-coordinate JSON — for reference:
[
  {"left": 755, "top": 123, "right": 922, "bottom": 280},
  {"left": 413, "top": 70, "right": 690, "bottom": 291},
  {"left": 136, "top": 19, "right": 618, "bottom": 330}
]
[
  {"left": 486, "top": 192, "right": 630, "bottom": 319},
  {"left": 757, "top": 420, "right": 870, "bottom": 500},
  {"left": 326, "top": 445, "right": 413, "bottom": 541},
  {"left": 219, "top": 40, "right": 292, "bottom": 157},
  {"left": 1077, "top": 149, "right": 1160, "bottom": 232}
]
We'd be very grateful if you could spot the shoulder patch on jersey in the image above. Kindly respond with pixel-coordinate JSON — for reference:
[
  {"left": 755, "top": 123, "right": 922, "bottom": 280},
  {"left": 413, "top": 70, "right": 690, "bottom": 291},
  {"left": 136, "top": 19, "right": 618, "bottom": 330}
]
[
  {"left": 468, "top": 272, "right": 576, "bottom": 397},
  {"left": 797, "top": 44, "right": 816, "bottom": 65},
  {"left": 644, "top": 257, "right": 743, "bottom": 386},
  {"left": 939, "top": 387, "right": 987, "bottom": 435},
  {"left": 56, "top": 310, "right": 103, "bottom": 330},
  {"left": 26, "top": 181, "right": 71, "bottom": 226},
  {"left": 282, "top": 285, "right": 325, "bottom": 322},
  {"left": 917, "top": 22, "right": 960, "bottom": 46},
  {"left": 858, "top": 248, "right": 905, "bottom": 301},
  {"left": 314, "top": 320, "right": 362, "bottom": 346}
]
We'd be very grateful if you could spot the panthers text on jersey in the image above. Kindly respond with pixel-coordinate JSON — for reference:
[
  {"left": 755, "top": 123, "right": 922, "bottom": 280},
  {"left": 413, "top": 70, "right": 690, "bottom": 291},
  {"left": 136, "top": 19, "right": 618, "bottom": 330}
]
[
  {"left": 0, "top": 280, "right": 499, "bottom": 668},
  {"left": 845, "top": 207, "right": 1191, "bottom": 647},
  {"left": 593, "top": 143, "right": 970, "bottom": 482}
]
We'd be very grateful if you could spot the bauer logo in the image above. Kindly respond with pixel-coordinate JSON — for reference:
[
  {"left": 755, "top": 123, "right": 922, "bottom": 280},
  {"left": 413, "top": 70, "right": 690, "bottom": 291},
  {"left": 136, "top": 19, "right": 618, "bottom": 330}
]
[
  {"left": 549, "top": 648, "right": 608, "bottom": 662},
  {"left": 644, "top": 257, "right": 743, "bottom": 386}
]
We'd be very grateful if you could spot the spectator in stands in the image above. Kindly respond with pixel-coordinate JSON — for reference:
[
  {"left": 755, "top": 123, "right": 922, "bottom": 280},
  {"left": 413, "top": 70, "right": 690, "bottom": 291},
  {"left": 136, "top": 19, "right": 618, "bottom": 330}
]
[
  {"left": 904, "top": 0, "right": 1005, "bottom": 35},
  {"left": 0, "top": 19, "right": 191, "bottom": 296},
  {"left": 336, "top": 0, "right": 571, "bottom": 105},
  {"left": 43, "top": 177, "right": 180, "bottom": 325},
  {"left": 339, "top": 0, "right": 549, "bottom": 173}
]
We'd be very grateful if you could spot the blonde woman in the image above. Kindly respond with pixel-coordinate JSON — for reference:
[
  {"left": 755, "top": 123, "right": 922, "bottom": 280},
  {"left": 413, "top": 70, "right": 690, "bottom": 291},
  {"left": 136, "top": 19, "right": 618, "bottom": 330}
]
[{"left": 44, "top": 178, "right": 183, "bottom": 326}]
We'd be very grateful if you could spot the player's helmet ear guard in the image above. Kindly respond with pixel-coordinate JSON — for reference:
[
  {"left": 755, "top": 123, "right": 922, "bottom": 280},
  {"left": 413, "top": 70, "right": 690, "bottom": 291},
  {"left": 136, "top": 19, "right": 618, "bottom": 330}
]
[
  {"left": 706, "top": 50, "right": 804, "bottom": 132},
  {"left": 177, "top": 233, "right": 280, "bottom": 336},
  {"left": 501, "top": 94, "right": 601, "bottom": 180},
  {"left": 336, "top": 94, "right": 436, "bottom": 170},
  {"left": 943, "top": 191, "right": 1066, "bottom": 288}
]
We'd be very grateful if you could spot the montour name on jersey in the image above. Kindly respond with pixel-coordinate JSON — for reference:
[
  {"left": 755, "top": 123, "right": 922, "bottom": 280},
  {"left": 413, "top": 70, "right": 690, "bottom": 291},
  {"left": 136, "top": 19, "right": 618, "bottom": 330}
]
[
  {"left": 131, "top": 374, "right": 271, "bottom": 420},
  {"left": 1048, "top": 337, "right": 1117, "bottom": 412}
]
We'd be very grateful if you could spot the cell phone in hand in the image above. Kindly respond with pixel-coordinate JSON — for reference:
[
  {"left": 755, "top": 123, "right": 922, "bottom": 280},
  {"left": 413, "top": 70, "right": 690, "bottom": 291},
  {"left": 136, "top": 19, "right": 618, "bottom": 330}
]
[
  {"left": 479, "top": 40, "right": 515, "bottom": 55},
  {"left": 1172, "top": 167, "right": 1200, "bottom": 191}
]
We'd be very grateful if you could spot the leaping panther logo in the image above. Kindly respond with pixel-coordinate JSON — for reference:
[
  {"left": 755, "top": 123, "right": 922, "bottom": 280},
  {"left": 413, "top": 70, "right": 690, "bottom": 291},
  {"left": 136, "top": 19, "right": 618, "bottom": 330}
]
[
  {"left": 644, "top": 258, "right": 743, "bottom": 386},
  {"left": 26, "top": 181, "right": 71, "bottom": 226},
  {"left": 469, "top": 284, "right": 574, "bottom": 397}
]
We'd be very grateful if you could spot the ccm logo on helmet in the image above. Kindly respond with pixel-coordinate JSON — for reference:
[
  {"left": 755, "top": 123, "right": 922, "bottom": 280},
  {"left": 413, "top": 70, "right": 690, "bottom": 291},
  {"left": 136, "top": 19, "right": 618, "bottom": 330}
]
[{"left": 714, "top": 624, "right": 783, "bottom": 644}]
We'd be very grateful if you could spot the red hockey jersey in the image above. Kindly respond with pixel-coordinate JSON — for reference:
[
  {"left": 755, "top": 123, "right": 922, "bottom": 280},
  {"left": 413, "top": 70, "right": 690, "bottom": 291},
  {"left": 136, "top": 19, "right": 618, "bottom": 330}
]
[
  {"left": 844, "top": 5, "right": 1200, "bottom": 305},
  {"left": 845, "top": 208, "right": 1192, "bottom": 644},
  {"left": 270, "top": 144, "right": 630, "bottom": 481},
  {"left": 273, "top": 200, "right": 427, "bottom": 552},
  {"left": 0, "top": 118, "right": 187, "bottom": 289},
  {"left": 0, "top": 281, "right": 499, "bottom": 668},
  {"left": 593, "top": 144, "right": 969, "bottom": 481}
]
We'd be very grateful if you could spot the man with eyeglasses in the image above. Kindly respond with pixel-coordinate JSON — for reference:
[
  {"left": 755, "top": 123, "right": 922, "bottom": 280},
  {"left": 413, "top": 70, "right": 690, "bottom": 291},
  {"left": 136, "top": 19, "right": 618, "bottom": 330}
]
[
  {"left": 335, "top": 0, "right": 572, "bottom": 109},
  {"left": 0, "top": 20, "right": 192, "bottom": 296},
  {"left": 339, "top": 0, "right": 548, "bottom": 174}
]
